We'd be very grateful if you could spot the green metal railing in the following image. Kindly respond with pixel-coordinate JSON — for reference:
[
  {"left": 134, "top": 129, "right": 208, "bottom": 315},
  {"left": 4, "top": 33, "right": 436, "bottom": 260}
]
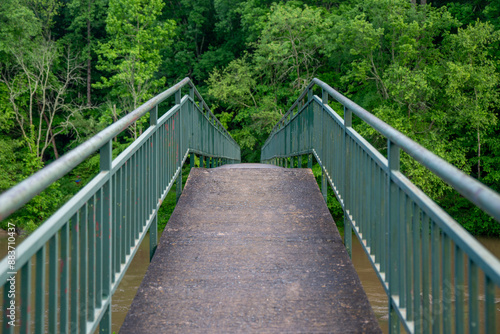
[
  {"left": 261, "top": 78, "right": 500, "bottom": 333},
  {"left": 0, "top": 78, "right": 240, "bottom": 333}
]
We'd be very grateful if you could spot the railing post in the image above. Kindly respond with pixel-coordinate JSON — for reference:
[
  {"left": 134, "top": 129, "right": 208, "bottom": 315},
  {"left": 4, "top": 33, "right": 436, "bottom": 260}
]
[
  {"left": 99, "top": 140, "right": 112, "bottom": 333},
  {"left": 387, "top": 139, "right": 400, "bottom": 333},
  {"left": 189, "top": 86, "right": 194, "bottom": 100},
  {"left": 149, "top": 105, "right": 158, "bottom": 261},
  {"left": 190, "top": 152, "right": 195, "bottom": 168},
  {"left": 176, "top": 90, "right": 182, "bottom": 203},
  {"left": 344, "top": 106, "right": 352, "bottom": 258},
  {"left": 321, "top": 89, "right": 329, "bottom": 203},
  {"left": 200, "top": 155, "right": 204, "bottom": 168},
  {"left": 322, "top": 169, "right": 327, "bottom": 203}
]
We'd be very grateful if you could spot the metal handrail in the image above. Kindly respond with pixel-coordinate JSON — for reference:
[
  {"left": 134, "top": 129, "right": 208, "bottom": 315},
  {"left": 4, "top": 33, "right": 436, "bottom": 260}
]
[
  {"left": 0, "top": 78, "right": 237, "bottom": 221},
  {"left": 0, "top": 78, "right": 240, "bottom": 333},
  {"left": 264, "top": 78, "right": 500, "bottom": 223},
  {"left": 262, "top": 78, "right": 500, "bottom": 333}
]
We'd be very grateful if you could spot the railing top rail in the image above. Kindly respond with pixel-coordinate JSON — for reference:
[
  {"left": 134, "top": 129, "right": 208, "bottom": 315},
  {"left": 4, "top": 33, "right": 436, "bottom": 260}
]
[
  {"left": 264, "top": 78, "right": 500, "bottom": 223},
  {"left": 0, "top": 77, "right": 237, "bottom": 221}
]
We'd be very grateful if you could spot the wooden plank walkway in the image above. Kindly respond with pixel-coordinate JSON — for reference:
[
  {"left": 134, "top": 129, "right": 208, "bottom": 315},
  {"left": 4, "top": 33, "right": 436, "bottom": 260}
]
[{"left": 120, "top": 164, "right": 381, "bottom": 333}]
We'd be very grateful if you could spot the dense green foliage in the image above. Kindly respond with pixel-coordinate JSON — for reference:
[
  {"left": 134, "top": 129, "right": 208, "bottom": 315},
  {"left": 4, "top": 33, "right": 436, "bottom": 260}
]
[{"left": 0, "top": 0, "right": 499, "bottom": 235}]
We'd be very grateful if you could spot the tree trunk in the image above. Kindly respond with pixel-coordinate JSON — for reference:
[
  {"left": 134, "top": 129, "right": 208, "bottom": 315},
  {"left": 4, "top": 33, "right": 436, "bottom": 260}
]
[
  {"left": 87, "top": 50, "right": 91, "bottom": 106},
  {"left": 42, "top": 113, "right": 59, "bottom": 159},
  {"left": 477, "top": 127, "right": 481, "bottom": 180},
  {"left": 112, "top": 104, "right": 118, "bottom": 142},
  {"left": 87, "top": 3, "right": 92, "bottom": 106}
]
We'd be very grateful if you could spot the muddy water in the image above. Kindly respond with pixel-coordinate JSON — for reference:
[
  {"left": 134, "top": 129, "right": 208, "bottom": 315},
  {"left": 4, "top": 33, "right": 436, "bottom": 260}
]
[
  {"left": 0, "top": 232, "right": 152, "bottom": 333},
  {"left": 350, "top": 235, "right": 500, "bottom": 333},
  {"left": 0, "top": 233, "right": 499, "bottom": 332},
  {"left": 111, "top": 234, "right": 152, "bottom": 332},
  {"left": 350, "top": 237, "right": 390, "bottom": 332}
]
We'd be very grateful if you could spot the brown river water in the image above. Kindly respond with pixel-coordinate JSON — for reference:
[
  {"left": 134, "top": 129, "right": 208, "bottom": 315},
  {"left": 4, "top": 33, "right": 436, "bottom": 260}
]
[{"left": 1, "top": 232, "right": 499, "bottom": 333}]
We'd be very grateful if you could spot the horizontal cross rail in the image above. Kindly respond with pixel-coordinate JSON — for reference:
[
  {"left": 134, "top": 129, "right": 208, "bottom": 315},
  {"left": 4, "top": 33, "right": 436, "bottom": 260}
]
[{"left": 262, "top": 78, "right": 500, "bottom": 333}]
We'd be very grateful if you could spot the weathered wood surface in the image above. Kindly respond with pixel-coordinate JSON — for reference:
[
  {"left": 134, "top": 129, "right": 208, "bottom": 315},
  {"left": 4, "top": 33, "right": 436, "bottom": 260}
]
[{"left": 120, "top": 165, "right": 381, "bottom": 333}]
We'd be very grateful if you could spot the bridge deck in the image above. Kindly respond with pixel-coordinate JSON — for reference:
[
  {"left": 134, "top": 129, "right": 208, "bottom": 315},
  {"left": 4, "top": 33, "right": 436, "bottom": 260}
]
[{"left": 120, "top": 165, "right": 380, "bottom": 333}]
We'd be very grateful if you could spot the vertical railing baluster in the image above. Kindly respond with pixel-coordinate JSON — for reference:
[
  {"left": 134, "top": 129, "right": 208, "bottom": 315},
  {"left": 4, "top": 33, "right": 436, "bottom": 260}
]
[
  {"left": 100, "top": 139, "right": 113, "bottom": 333},
  {"left": 137, "top": 147, "right": 142, "bottom": 239},
  {"left": 35, "top": 246, "right": 46, "bottom": 334},
  {"left": 403, "top": 193, "right": 411, "bottom": 319},
  {"left": 377, "top": 166, "right": 383, "bottom": 273},
  {"left": 146, "top": 136, "right": 150, "bottom": 227},
  {"left": 95, "top": 189, "right": 103, "bottom": 310},
  {"left": 79, "top": 202, "right": 88, "bottom": 334},
  {"left": 70, "top": 213, "right": 79, "bottom": 333},
  {"left": 398, "top": 190, "right": 405, "bottom": 315},
  {"left": 387, "top": 139, "right": 400, "bottom": 333},
  {"left": 442, "top": 233, "right": 452, "bottom": 333},
  {"left": 131, "top": 153, "right": 137, "bottom": 253},
  {"left": 112, "top": 172, "right": 118, "bottom": 278},
  {"left": 431, "top": 221, "right": 440, "bottom": 333},
  {"left": 117, "top": 168, "right": 124, "bottom": 266},
  {"left": 344, "top": 106, "right": 352, "bottom": 257},
  {"left": 176, "top": 91, "right": 182, "bottom": 202},
  {"left": 422, "top": 213, "right": 431, "bottom": 333},
  {"left": 150, "top": 104, "right": 159, "bottom": 260},
  {"left": 413, "top": 206, "right": 421, "bottom": 334},
  {"left": 49, "top": 233, "right": 58, "bottom": 332},
  {"left": 363, "top": 152, "right": 369, "bottom": 244},
  {"left": 88, "top": 196, "right": 96, "bottom": 322},
  {"left": 148, "top": 131, "right": 152, "bottom": 219},
  {"left": 485, "top": 275, "right": 496, "bottom": 333},
  {"left": 455, "top": 245, "right": 464, "bottom": 334},
  {"left": 21, "top": 260, "right": 32, "bottom": 334},
  {"left": 370, "top": 160, "right": 376, "bottom": 260},
  {"left": 469, "top": 259, "right": 479, "bottom": 334},
  {"left": 125, "top": 160, "right": 130, "bottom": 255}
]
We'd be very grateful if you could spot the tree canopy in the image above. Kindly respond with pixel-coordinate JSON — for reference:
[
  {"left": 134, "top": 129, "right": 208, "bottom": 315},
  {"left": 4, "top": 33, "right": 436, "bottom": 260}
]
[{"left": 0, "top": 0, "right": 499, "bottom": 236}]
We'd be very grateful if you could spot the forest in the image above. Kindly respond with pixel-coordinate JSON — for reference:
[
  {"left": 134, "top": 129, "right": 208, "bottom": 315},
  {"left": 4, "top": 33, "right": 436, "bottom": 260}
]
[{"left": 0, "top": 0, "right": 499, "bottom": 235}]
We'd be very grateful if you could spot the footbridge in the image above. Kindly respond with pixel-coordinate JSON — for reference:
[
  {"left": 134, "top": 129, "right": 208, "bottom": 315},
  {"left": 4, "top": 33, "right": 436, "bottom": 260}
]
[{"left": 1, "top": 78, "right": 500, "bottom": 333}]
